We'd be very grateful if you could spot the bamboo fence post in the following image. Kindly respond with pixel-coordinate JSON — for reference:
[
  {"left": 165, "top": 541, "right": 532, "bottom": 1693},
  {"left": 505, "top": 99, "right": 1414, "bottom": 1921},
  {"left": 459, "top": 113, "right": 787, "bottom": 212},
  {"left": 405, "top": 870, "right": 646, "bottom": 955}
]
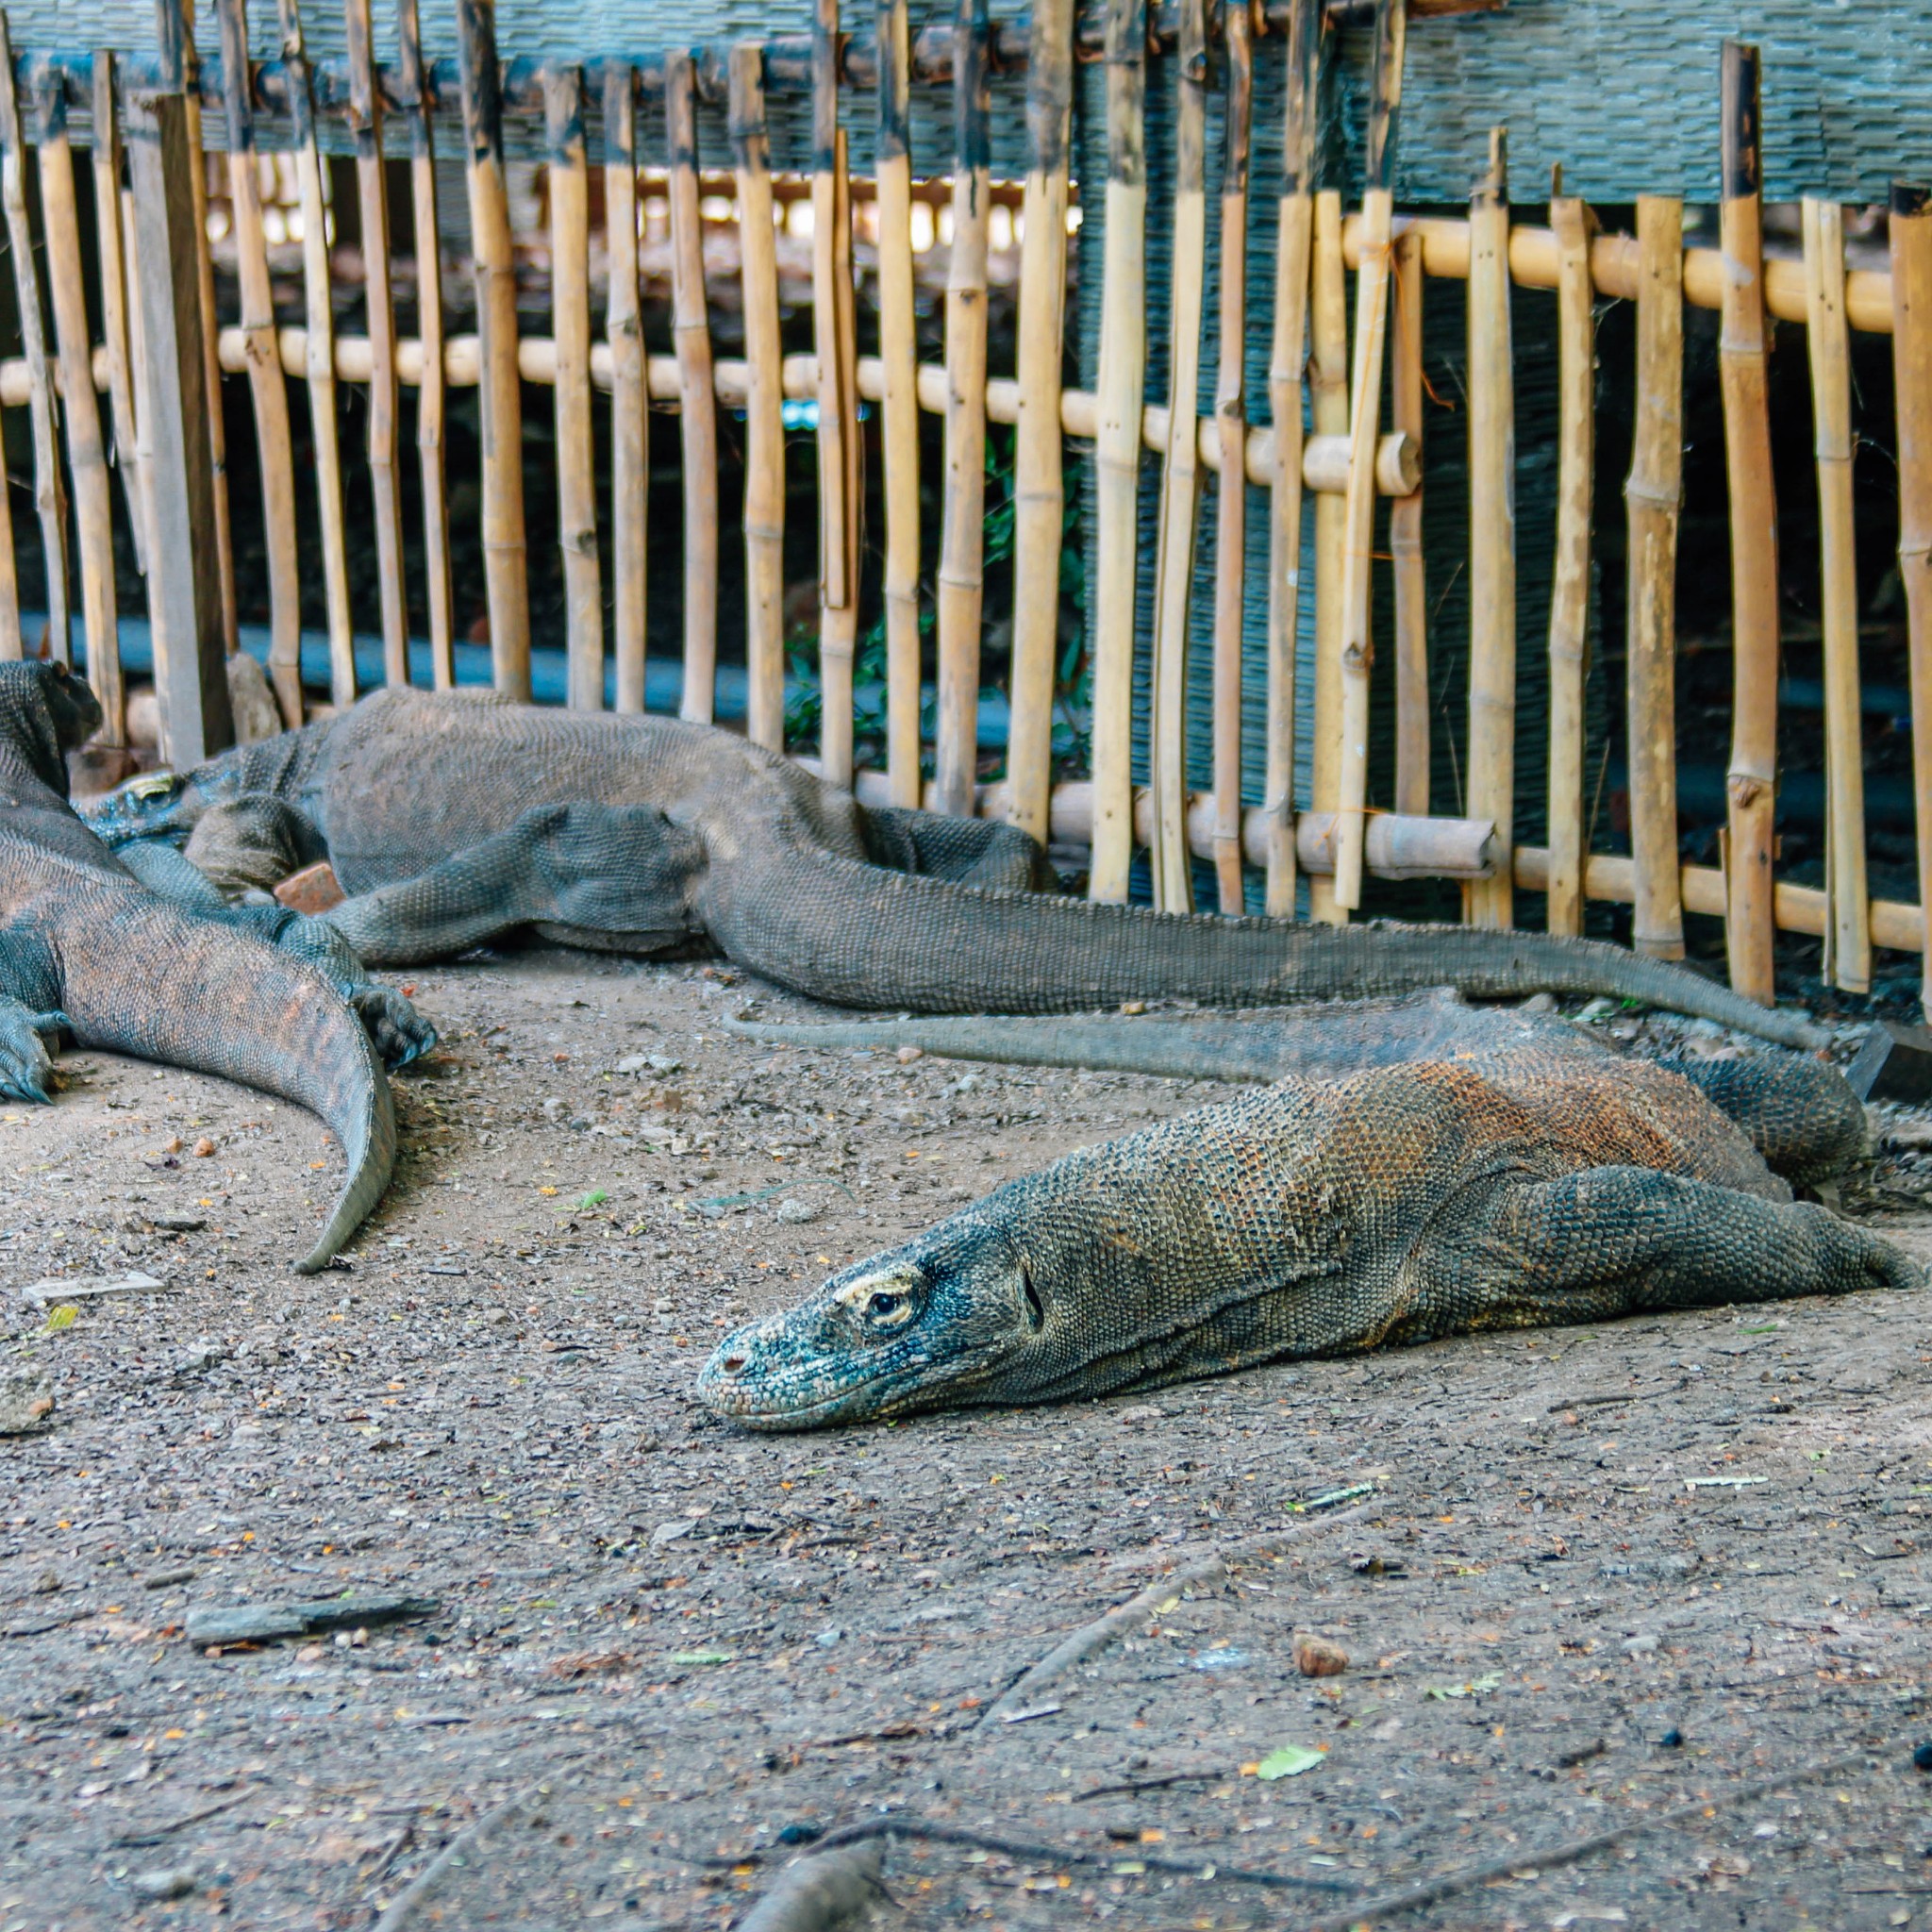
[
  {"left": 1264, "top": 0, "right": 1320, "bottom": 916},
  {"left": 1207, "top": 0, "right": 1252, "bottom": 915},
  {"left": 1803, "top": 195, "right": 1870, "bottom": 993},
  {"left": 875, "top": 0, "right": 922, "bottom": 804},
  {"left": 457, "top": 0, "right": 530, "bottom": 699},
  {"left": 1718, "top": 41, "right": 1777, "bottom": 1002},
  {"left": 667, "top": 50, "right": 719, "bottom": 726},
  {"left": 1087, "top": 0, "right": 1145, "bottom": 904},
  {"left": 1008, "top": 0, "right": 1076, "bottom": 851},
  {"left": 215, "top": 0, "right": 302, "bottom": 724},
  {"left": 1389, "top": 225, "right": 1426, "bottom": 817},
  {"left": 1332, "top": 0, "right": 1407, "bottom": 911},
  {"left": 346, "top": 0, "right": 407, "bottom": 688},
  {"left": 398, "top": 0, "right": 454, "bottom": 690},
  {"left": 1891, "top": 182, "right": 1932, "bottom": 1016},
  {"left": 32, "top": 70, "right": 120, "bottom": 726},
  {"left": 1624, "top": 193, "right": 1685, "bottom": 958},
  {"left": 730, "top": 45, "right": 783, "bottom": 750},
  {"left": 936, "top": 0, "right": 991, "bottom": 816},
  {"left": 1148, "top": 0, "right": 1210, "bottom": 912},
  {"left": 279, "top": 0, "right": 356, "bottom": 706},
  {"left": 0, "top": 21, "right": 68, "bottom": 665},
  {"left": 120, "top": 180, "right": 155, "bottom": 620},
  {"left": 1464, "top": 128, "right": 1516, "bottom": 930},
  {"left": 546, "top": 63, "right": 604, "bottom": 711},
  {"left": 1307, "top": 183, "right": 1348, "bottom": 923},
  {"left": 92, "top": 56, "right": 146, "bottom": 589},
  {"left": 1544, "top": 172, "right": 1594, "bottom": 939},
  {"left": 606, "top": 60, "right": 647, "bottom": 714}
]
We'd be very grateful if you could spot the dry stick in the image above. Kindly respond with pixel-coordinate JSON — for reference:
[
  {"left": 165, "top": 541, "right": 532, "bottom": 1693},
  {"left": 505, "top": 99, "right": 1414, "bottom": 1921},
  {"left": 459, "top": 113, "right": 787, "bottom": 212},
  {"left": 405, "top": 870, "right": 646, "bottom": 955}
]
[
  {"left": 1891, "top": 182, "right": 1932, "bottom": 1018},
  {"left": 1087, "top": 0, "right": 1146, "bottom": 904},
  {"left": 731, "top": 47, "right": 783, "bottom": 748},
  {"left": 0, "top": 20, "right": 69, "bottom": 665},
  {"left": 1388, "top": 228, "right": 1427, "bottom": 818},
  {"left": 1208, "top": 1, "right": 1253, "bottom": 915},
  {"left": 346, "top": 0, "right": 408, "bottom": 689},
  {"left": 1306, "top": 181, "right": 1348, "bottom": 922},
  {"left": 1718, "top": 40, "right": 1777, "bottom": 1004},
  {"left": 1804, "top": 196, "right": 1870, "bottom": 993},
  {"left": 936, "top": 0, "right": 991, "bottom": 816},
  {"left": 1264, "top": 0, "right": 1321, "bottom": 915},
  {"left": 399, "top": 0, "right": 453, "bottom": 691},
  {"left": 457, "top": 0, "right": 530, "bottom": 699},
  {"left": 546, "top": 64, "right": 604, "bottom": 711},
  {"left": 606, "top": 61, "right": 648, "bottom": 714},
  {"left": 1148, "top": 0, "right": 1210, "bottom": 913},
  {"left": 1624, "top": 193, "right": 1685, "bottom": 959},
  {"left": 1463, "top": 127, "right": 1515, "bottom": 930},
  {"left": 92, "top": 56, "right": 145, "bottom": 591},
  {"left": 1332, "top": 0, "right": 1407, "bottom": 910},
  {"left": 667, "top": 51, "right": 718, "bottom": 726},
  {"left": 216, "top": 0, "right": 302, "bottom": 725},
  {"left": 874, "top": 0, "right": 920, "bottom": 799},
  {"left": 1544, "top": 175, "right": 1594, "bottom": 938},
  {"left": 1008, "top": 0, "right": 1076, "bottom": 850}
]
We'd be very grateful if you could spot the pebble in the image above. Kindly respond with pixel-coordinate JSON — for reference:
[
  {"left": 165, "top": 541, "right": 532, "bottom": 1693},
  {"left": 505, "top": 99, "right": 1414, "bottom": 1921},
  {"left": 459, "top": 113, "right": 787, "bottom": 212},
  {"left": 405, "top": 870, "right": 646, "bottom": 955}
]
[
  {"left": 1914, "top": 1741, "right": 1932, "bottom": 1774},
  {"left": 895, "top": 1045, "right": 923, "bottom": 1063},
  {"left": 0, "top": 1367, "right": 54, "bottom": 1435},
  {"left": 774, "top": 1197, "right": 820, "bottom": 1225},
  {"left": 30, "top": 1570, "right": 59, "bottom": 1595},
  {"left": 1660, "top": 1727, "right": 1684, "bottom": 1749},
  {"left": 128, "top": 1869, "right": 196, "bottom": 1903},
  {"left": 192, "top": 1138, "right": 217, "bottom": 1158},
  {"left": 1293, "top": 1634, "right": 1348, "bottom": 1678}
]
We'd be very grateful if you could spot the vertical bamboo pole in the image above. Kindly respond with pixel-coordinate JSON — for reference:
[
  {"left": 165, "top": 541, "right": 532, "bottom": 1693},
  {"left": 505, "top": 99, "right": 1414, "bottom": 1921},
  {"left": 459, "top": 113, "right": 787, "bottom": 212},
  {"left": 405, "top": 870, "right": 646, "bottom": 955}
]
[
  {"left": 1264, "top": 0, "right": 1320, "bottom": 916},
  {"left": 92, "top": 56, "right": 146, "bottom": 588},
  {"left": 1389, "top": 226, "right": 1427, "bottom": 817},
  {"left": 216, "top": 0, "right": 302, "bottom": 724},
  {"left": 1148, "top": 0, "right": 1209, "bottom": 913},
  {"left": 1208, "top": 0, "right": 1252, "bottom": 915},
  {"left": 875, "top": 0, "right": 922, "bottom": 803},
  {"left": 1718, "top": 41, "right": 1777, "bottom": 1002},
  {"left": 1332, "top": 0, "right": 1407, "bottom": 911},
  {"left": 346, "top": 0, "right": 407, "bottom": 688},
  {"left": 279, "top": 0, "right": 356, "bottom": 706},
  {"left": 1008, "top": 0, "right": 1076, "bottom": 850},
  {"left": 832, "top": 125, "right": 861, "bottom": 758},
  {"left": 1624, "top": 193, "right": 1685, "bottom": 958},
  {"left": 936, "top": 0, "right": 991, "bottom": 816},
  {"left": 1088, "top": 0, "right": 1146, "bottom": 904},
  {"left": 606, "top": 61, "right": 647, "bottom": 714},
  {"left": 731, "top": 45, "right": 784, "bottom": 750},
  {"left": 399, "top": 0, "right": 454, "bottom": 690},
  {"left": 33, "top": 71, "right": 121, "bottom": 726},
  {"left": 546, "top": 63, "right": 603, "bottom": 710},
  {"left": 1306, "top": 184, "right": 1348, "bottom": 923},
  {"left": 1803, "top": 196, "right": 1869, "bottom": 994},
  {"left": 457, "top": 0, "right": 529, "bottom": 699},
  {"left": 121, "top": 180, "right": 155, "bottom": 616},
  {"left": 1464, "top": 129, "right": 1516, "bottom": 931},
  {"left": 667, "top": 50, "right": 719, "bottom": 726},
  {"left": 1544, "top": 172, "right": 1594, "bottom": 939},
  {"left": 1891, "top": 183, "right": 1932, "bottom": 1017},
  {"left": 815, "top": 87, "right": 862, "bottom": 783}
]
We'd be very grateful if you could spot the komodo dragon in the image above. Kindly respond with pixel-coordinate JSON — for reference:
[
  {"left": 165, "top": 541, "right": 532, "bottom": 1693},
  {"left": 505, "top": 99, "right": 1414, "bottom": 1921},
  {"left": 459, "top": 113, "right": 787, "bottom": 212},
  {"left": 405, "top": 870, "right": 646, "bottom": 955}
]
[
  {"left": 0, "top": 662, "right": 432, "bottom": 1272},
  {"left": 86, "top": 687, "right": 1827, "bottom": 1047},
  {"left": 698, "top": 1002, "right": 1912, "bottom": 1427}
]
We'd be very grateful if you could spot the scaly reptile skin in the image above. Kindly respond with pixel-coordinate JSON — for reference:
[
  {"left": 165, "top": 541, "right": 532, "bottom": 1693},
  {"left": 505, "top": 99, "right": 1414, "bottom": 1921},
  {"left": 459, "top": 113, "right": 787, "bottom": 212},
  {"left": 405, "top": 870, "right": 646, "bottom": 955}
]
[
  {"left": 87, "top": 689, "right": 1827, "bottom": 1046},
  {"left": 0, "top": 664, "right": 427, "bottom": 1272},
  {"left": 698, "top": 1048, "right": 1914, "bottom": 1428}
]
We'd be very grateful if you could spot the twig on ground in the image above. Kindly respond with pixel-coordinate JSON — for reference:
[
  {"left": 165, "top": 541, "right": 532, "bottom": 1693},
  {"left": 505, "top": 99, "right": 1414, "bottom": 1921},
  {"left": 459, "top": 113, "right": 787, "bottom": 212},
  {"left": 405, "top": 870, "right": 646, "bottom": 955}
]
[
  {"left": 109, "top": 1788, "right": 253, "bottom": 1847},
  {"left": 735, "top": 1838, "right": 886, "bottom": 1932}
]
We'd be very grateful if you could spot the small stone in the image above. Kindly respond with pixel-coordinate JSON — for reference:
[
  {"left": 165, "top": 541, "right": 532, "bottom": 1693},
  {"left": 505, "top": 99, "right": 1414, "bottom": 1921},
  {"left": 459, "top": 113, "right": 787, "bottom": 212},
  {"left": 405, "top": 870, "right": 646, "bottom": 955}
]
[
  {"left": 895, "top": 1045, "right": 923, "bottom": 1064},
  {"left": 1660, "top": 1727, "right": 1684, "bottom": 1749},
  {"left": 1914, "top": 1740, "right": 1932, "bottom": 1774},
  {"left": 192, "top": 1138, "right": 217, "bottom": 1158},
  {"left": 1293, "top": 1634, "right": 1348, "bottom": 1678},
  {"left": 0, "top": 1367, "right": 54, "bottom": 1435},
  {"left": 160, "top": 1136, "right": 182, "bottom": 1155},
  {"left": 775, "top": 1823, "right": 824, "bottom": 1846},
  {"left": 128, "top": 1868, "right": 196, "bottom": 1903},
  {"left": 275, "top": 859, "right": 346, "bottom": 915},
  {"left": 774, "top": 1197, "right": 820, "bottom": 1225},
  {"left": 814, "top": 1625, "right": 843, "bottom": 1648},
  {"left": 296, "top": 1642, "right": 325, "bottom": 1663},
  {"left": 1121, "top": 1001, "right": 1146, "bottom": 1015},
  {"left": 31, "top": 1570, "right": 59, "bottom": 1595}
]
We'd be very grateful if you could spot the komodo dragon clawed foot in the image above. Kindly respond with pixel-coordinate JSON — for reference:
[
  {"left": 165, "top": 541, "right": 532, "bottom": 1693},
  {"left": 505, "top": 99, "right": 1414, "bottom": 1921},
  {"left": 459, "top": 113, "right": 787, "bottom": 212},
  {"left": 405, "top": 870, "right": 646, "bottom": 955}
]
[{"left": 0, "top": 997, "right": 70, "bottom": 1104}]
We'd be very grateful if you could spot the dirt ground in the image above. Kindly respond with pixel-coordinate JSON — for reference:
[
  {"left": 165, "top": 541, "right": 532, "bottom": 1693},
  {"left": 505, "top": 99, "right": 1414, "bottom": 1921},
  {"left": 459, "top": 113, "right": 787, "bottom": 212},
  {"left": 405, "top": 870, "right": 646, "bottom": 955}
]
[{"left": 2, "top": 949, "right": 1929, "bottom": 1931}]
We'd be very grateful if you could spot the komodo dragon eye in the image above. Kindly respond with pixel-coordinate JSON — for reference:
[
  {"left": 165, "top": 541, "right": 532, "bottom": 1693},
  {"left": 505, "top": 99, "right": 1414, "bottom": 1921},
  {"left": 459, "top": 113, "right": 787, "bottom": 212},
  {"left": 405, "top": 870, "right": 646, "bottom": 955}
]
[{"left": 867, "top": 1291, "right": 909, "bottom": 1324}]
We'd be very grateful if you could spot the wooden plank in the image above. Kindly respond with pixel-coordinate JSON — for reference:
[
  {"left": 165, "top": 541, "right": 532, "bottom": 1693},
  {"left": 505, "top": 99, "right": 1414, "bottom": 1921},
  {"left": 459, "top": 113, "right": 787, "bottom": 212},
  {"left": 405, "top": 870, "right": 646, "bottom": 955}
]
[
  {"left": 1306, "top": 184, "right": 1347, "bottom": 921},
  {"left": 92, "top": 55, "right": 146, "bottom": 589},
  {"left": 1389, "top": 225, "right": 1427, "bottom": 817},
  {"left": 1892, "top": 181, "right": 1932, "bottom": 1015},
  {"left": 606, "top": 60, "right": 647, "bottom": 714}
]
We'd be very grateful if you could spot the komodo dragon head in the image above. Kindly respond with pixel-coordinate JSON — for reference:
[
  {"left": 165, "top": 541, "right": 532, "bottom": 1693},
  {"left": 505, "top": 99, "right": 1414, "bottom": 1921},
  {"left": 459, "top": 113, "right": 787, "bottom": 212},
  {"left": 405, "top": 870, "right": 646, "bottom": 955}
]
[{"left": 0, "top": 659, "right": 103, "bottom": 799}]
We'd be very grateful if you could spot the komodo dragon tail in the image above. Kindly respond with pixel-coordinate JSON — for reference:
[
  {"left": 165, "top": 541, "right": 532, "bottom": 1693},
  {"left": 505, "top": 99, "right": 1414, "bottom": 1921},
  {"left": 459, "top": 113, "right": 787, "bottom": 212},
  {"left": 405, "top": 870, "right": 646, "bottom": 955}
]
[{"left": 54, "top": 891, "right": 393, "bottom": 1273}]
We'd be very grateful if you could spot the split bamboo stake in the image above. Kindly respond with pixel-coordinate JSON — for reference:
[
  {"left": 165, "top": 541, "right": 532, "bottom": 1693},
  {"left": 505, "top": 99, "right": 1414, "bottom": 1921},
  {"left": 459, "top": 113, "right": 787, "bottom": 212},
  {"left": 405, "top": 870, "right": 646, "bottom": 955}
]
[
  {"left": 546, "top": 63, "right": 604, "bottom": 711},
  {"left": 829, "top": 128, "right": 863, "bottom": 777},
  {"left": 1009, "top": 0, "right": 1077, "bottom": 851},
  {"left": 120, "top": 181, "right": 155, "bottom": 628},
  {"left": 0, "top": 19, "right": 67, "bottom": 665},
  {"left": 398, "top": 0, "right": 454, "bottom": 690},
  {"left": 1087, "top": 0, "right": 1146, "bottom": 904},
  {"left": 606, "top": 60, "right": 647, "bottom": 714},
  {"left": 730, "top": 47, "right": 784, "bottom": 750},
  {"left": 92, "top": 56, "right": 145, "bottom": 591},
  {"left": 1543, "top": 173, "right": 1593, "bottom": 939},
  {"left": 1307, "top": 183, "right": 1348, "bottom": 923},
  {"left": 1624, "top": 193, "right": 1685, "bottom": 959},
  {"left": 1208, "top": 0, "right": 1253, "bottom": 915},
  {"left": 457, "top": 0, "right": 530, "bottom": 699},
  {"left": 875, "top": 0, "right": 923, "bottom": 803},
  {"left": 1264, "top": 0, "right": 1321, "bottom": 916},
  {"left": 1892, "top": 181, "right": 1932, "bottom": 1016},
  {"left": 1148, "top": 0, "right": 1210, "bottom": 912},
  {"left": 1718, "top": 41, "right": 1777, "bottom": 1001},
  {"left": 1332, "top": 0, "right": 1407, "bottom": 911},
  {"left": 280, "top": 0, "right": 355, "bottom": 706},
  {"left": 215, "top": 0, "right": 302, "bottom": 724},
  {"left": 667, "top": 50, "right": 719, "bottom": 726},
  {"left": 1803, "top": 196, "right": 1870, "bottom": 994},
  {"left": 346, "top": 0, "right": 408, "bottom": 688},
  {"left": 1389, "top": 226, "right": 1427, "bottom": 817},
  {"left": 936, "top": 0, "right": 991, "bottom": 815}
]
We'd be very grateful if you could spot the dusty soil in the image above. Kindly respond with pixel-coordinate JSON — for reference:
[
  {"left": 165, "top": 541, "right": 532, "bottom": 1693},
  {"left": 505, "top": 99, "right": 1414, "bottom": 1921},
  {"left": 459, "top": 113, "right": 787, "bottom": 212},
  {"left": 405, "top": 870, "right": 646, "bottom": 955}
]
[{"left": 2, "top": 950, "right": 1929, "bottom": 1931}]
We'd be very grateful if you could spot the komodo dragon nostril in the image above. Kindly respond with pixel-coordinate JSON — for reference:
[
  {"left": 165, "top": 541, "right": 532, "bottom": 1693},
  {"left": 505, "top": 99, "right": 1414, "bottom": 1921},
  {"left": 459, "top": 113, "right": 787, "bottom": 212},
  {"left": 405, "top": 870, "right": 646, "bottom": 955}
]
[{"left": 720, "top": 1354, "right": 747, "bottom": 1374}]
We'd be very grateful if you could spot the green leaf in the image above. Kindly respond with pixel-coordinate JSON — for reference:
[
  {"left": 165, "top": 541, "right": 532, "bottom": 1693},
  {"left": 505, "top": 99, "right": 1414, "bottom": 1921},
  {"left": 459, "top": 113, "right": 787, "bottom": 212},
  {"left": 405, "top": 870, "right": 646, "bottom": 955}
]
[
  {"left": 1424, "top": 1671, "right": 1502, "bottom": 1701},
  {"left": 1255, "top": 1744, "right": 1324, "bottom": 1780},
  {"left": 670, "top": 1649, "right": 735, "bottom": 1667},
  {"left": 577, "top": 1190, "right": 609, "bottom": 1210},
  {"left": 43, "top": 1305, "right": 76, "bottom": 1333}
]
